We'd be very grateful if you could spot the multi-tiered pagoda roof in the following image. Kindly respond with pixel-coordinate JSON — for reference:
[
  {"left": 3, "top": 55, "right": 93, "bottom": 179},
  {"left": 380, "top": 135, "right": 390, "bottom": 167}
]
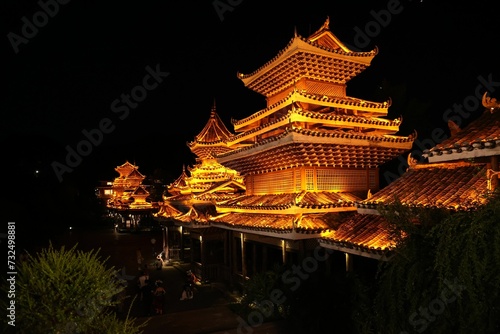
[
  {"left": 160, "top": 105, "right": 246, "bottom": 225},
  {"left": 237, "top": 17, "right": 377, "bottom": 100},
  {"left": 107, "top": 161, "right": 155, "bottom": 212},
  {"left": 216, "top": 18, "right": 414, "bottom": 176},
  {"left": 187, "top": 103, "right": 236, "bottom": 161},
  {"left": 207, "top": 18, "right": 414, "bottom": 246}
]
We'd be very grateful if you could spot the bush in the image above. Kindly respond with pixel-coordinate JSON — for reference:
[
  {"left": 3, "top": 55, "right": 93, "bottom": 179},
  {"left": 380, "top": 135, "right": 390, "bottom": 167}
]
[{"left": 1, "top": 243, "right": 148, "bottom": 334}]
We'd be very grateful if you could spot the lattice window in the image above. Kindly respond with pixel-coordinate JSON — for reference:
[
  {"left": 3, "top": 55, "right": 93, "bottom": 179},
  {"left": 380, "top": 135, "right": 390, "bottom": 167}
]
[
  {"left": 294, "top": 169, "right": 302, "bottom": 192},
  {"left": 246, "top": 176, "right": 253, "bottom": 194},
  {"left": 253, "top": 170, "right": 294, "bottom": 194},
  {"left": 368, "top": 169, "right": 377, "bottom": 189},
  {"left": 306, "top": 169, "right": 315, "bottom": 191},
  {"left": 314, "top": 168, "right": 369, "bottom": 192}
]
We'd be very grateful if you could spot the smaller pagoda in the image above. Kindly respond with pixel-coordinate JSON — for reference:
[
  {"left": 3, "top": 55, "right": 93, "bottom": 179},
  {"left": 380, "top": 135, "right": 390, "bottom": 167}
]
[
  {"left": 161, "top": 104, "right": 246, "bottom": 223},
  {"left": 107, "top": 161, "right": 157, "bottom": 230},
  {"left": 157, "top": 105, "right": 246, "bottom": 268}
]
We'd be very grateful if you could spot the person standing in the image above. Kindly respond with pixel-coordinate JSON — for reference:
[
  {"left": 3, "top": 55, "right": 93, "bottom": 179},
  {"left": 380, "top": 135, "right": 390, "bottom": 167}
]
[{"left": 152, "top": 280, "right": 166, "bottom": 315}]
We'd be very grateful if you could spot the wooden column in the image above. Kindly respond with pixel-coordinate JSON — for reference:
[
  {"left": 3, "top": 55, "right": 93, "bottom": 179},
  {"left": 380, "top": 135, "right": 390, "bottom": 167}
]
[
  {"left": 241, "top": 233, "right": 247, "bottom": 278},
  {"left": 179, "top": 226, "right": 184, "bottom": 261},
  {"left": 200, "top": 235, "right": 205, "bottom": 263},
  {"left": 200, "top": 236, "right": 205, "bottom": 280},
  {"left": 345, "top": 252, "right": 353, "bottom": 272},
  {"left": 281, "top": 239, "right": 287, "bottom": 265}
]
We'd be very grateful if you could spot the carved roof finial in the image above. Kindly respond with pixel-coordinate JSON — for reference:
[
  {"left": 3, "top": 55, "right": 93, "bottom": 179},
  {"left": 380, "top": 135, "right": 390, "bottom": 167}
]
[
  {"left": 211, "top": 98, "right": 216, "bottom": 114},
  {"left": 448, "top": 119, "right": 461, "bottom": 136},
  {"left": 323, "top": 16, "right": 330, "bottom": 29},
  {"left": 407, "top": 153, "right": 417, "bottom": 167},
  {"left": 482, "top": 92, "right": 500, "bottom": 112}
]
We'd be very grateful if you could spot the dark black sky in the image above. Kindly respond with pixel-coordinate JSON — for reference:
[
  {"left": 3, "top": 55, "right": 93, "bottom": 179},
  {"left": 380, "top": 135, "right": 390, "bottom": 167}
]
[{"left": 3, "top": 1, "right": 499, "bottom": 204}]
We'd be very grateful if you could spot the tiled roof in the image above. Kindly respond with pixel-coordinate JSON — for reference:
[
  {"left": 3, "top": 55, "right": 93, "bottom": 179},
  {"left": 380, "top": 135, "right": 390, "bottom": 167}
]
[
  {"left": 174, "top": 206, "right": 210, "bottom": 226},
  {"left": 319, "top": 213, "right": 394, "bottom": 252},
  {"left": 236, "top": 21, "right": 376, "bottom": 96},
  {"left": 187, "top": 110, "right": 234, "bottom": 159},
  {"left": 115, "top": 161, "right": 138, "bottom": 177},
  {"left": 193, "top": 192, "right": 242, "bottom": 202},
  {"left": 219, "top": 193, "right": 297, "bottom": 210},
  {"left": 231, "top": 90, "right": 389, "bottom": 128},
  {"left": 357, "top": 162, "right": 490, "bottom": 211},
  {"left": 164, "top": 194, "right": 193, "bottom": 202},
  {"left": 217, "top": 191, "right": 361, "bottom": 210},
  {"left": 217, "top": 128, "right": 414, "bottom": 174},
  {"left": 297, "top": 191, "right": 362, "bottom": 208},
  {"left": 423, "top": 108, "right": 500, "bottom": 160},
  {"left": 154, "top": 202, "right": 183, "bottom": 218},
  {"left": 211, "top": 213, "right": 295, "bottom": 232},
  {"left": 132, "top": 185, "right": 149, "bottom": 196},
  {"left": 167, "top": 166, "right": 189, "bottom": 190},
  {"left": 190, "top": 110, "right": 233, "bottom": 144},
  {"left": 210, "top": 212, "right": 339, "bottom": 233}
]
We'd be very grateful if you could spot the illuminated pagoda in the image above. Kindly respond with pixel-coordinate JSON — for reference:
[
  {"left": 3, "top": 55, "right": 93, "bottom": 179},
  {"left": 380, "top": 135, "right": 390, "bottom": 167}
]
[
  {"left": 107, "top": 161, "right": 157, "bottom": 230},
  {"left": 162, "top": 103, "right": 246, "bottom": 214},
  {"left": 157, "top": 105, "right": 246, "bottom": 265},
  {"left": 208, "top": 17, "right": 415, "bottom": 279},
  {"left": 329, "top": 92, "right": 500, "bottom": 262}
]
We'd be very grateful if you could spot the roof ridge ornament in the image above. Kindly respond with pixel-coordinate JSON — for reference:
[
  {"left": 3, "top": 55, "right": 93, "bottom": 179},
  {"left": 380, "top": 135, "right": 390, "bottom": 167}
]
[
  {"left": 211, "top": 98, "right": 217, "bottom": 114},
  {"left": 482, "top": 92, "right": 500, "bottom": 112},
  {"left": 323, "top": 16, "right": 330, "bottom": 30},
  {"left": 407, "top": 153, "right": 417, "bottom": 168}
]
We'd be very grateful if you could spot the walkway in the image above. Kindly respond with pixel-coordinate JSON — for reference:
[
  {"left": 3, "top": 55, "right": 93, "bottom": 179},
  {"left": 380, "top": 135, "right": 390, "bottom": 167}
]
[{"left": 121, "top": 262, "right": 289, "bottom": 334}]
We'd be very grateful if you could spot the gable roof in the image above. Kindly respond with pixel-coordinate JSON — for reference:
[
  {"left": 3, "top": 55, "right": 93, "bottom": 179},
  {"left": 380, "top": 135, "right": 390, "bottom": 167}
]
[
  {"left": 424, "top": 94, "right": 500, "bottom": 162},
  {"left": 319, "top": 213, "right": 394, "bottom": 259},
  {"left": 357, "top": 161, "right": 490, "bottom": 212}
]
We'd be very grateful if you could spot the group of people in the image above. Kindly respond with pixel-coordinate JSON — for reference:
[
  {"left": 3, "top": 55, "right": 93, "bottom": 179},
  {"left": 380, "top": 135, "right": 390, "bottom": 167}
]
[
  {"left": 136, "top": 268, "right": 201, "bottom": 316},
  {"left": 137, "top": 270, "right": 166, "bottom": 316}
]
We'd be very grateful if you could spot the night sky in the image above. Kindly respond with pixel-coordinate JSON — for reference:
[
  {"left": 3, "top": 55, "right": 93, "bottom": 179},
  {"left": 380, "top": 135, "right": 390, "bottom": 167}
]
[{"left": 3, "top": 1, "right": 499, "bottom": 233}]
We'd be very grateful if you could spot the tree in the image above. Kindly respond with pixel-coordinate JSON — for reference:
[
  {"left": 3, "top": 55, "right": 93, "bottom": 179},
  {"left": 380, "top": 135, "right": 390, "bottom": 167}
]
[
  {"left": 355, "top": 194, "right": 500, "bottom": 334},
  {"left": 2, "top": 243, "right": 148, "bottom": 334}
]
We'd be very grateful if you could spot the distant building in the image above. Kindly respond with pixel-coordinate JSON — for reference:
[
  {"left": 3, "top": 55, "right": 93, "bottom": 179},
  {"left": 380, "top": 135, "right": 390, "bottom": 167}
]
[{"left": 106, "top": 161, "right": 158, "bottom": 230}]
